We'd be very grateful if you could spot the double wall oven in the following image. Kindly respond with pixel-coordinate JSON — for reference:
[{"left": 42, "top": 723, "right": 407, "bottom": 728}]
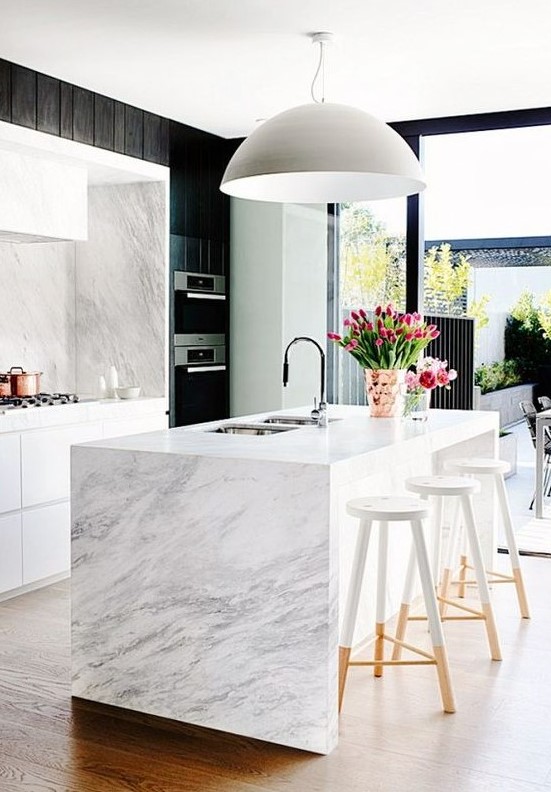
[{"left": 173, "top": 271, "right": 228, "bottom": 426}]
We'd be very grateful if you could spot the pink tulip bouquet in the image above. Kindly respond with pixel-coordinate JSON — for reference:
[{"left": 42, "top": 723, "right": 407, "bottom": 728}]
[
  {"left": 404, "top": 357, "right": 457, "bottom": 417},
  {"left": 327, "top": 304, "right": 440, "bottom": 370}
]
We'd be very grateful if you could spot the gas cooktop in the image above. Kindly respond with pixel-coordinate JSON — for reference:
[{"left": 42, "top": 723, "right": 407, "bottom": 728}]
[{"left": 0, "top": 393, "right": 79, "bottom": 409}]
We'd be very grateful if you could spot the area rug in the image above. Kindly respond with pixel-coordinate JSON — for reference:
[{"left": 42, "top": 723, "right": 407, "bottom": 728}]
[{"left": 508, "top": 517, "right": 551, "bottom": 558}]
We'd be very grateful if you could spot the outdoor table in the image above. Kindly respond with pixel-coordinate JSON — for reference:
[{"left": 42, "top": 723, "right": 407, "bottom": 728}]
[{"left": 535, "top": 408, "right": 551, "bottom": 518}]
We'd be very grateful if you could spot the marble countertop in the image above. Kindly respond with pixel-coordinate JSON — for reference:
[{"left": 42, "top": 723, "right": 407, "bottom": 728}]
[
  {"left": 0, "top": 396, "right": 167, "bottom": 433},
  {"left": 77, "top": 404, "right": 499, "bottom": 467}
]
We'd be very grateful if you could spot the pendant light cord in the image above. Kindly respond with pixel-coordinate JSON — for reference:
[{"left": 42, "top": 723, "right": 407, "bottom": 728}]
[{"left": 310, "top": 40, "right": 325, "bottom": 103}]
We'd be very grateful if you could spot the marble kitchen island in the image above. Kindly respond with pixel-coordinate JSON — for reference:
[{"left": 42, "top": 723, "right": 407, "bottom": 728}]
[{"left": 71, "top": 405, "right": 498, "bottom": 754}]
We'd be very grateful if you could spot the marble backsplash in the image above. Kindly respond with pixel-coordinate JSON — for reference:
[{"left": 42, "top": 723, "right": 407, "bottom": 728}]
[
  {"left": 76, "top": 182, "right": 166, "bottom": 397},
  {"left": 0, "top": 241, "right": 77, "bottom": 393},
  {"left": 0, "top": 181, "right": 166, "bottom": 398}
]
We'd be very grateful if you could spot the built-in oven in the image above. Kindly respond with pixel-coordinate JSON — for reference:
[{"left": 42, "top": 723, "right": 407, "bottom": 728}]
[
  {"left": 174, "top": 271, "right": 227, "bottom": 345},
  {"left": 174, "top": 339, "right": 227, "bottom": 426},
  {"left": 172, "top": 270, "right": 228, "bottom": 427}
]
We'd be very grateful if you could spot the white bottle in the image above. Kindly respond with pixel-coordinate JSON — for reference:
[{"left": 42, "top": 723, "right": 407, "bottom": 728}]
[
  {"left": 107, "top": 366, "right": 119, "bottom": 399},
  {"left": 97, "top": 375, "right": 107, "bottom": 400}
]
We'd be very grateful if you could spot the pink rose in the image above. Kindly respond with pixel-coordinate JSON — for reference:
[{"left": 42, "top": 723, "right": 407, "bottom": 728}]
[
  {"left": 419, "top": 370, "right": 437, "bottom": 389},
  {"left": 405, "top": 371, "right": 419, "bottom": 389},
  {"left": 448, "top": 369, "right": 457, "bottom": 381},
  {"left": 375, "top": 338, "right": 383, "bottom": 347},
  {"left": 436, "top": 369, "right": 450, "bottom": 386},
  {"left": 327, "top": 332, "right": 342, "bottom": 341}
]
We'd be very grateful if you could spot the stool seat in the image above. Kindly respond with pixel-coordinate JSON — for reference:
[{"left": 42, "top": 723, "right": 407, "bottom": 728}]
[
  {"left": 444, "top": 457, "right": 511, "bottom": 476},
  {"left": 346, "top": 496, "right": 429, "bottom": 522},
  {"left": 406, "top": 475, "right": 480, "bottom": 497}
]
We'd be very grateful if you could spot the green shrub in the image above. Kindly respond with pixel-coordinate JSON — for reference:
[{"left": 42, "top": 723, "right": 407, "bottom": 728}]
[
  {"left": 505, "top": 291, "right": 551, "bottom": 380},
  {"left": 474, "top": 360, "right": 523, "bottom": 395}
]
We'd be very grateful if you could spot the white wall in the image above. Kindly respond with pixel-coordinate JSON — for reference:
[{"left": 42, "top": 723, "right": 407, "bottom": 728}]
[
  {"left": 230, "top": 200, "right": 328, "bottom": 417},
  {"left": 470, "top": 265, "right": 551, "bottom": 366}
]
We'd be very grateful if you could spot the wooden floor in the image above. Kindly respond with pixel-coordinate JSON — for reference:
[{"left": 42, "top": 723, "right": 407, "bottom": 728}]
[{"left": 2, "top": 559, "right": 551, "bottom": 792}]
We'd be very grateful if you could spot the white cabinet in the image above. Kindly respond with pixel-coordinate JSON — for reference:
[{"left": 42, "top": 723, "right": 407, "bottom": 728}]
[
  {"left": 22, "top": 501, "right": 70, "bottom": 585},
  {"left": 103, "top": 414, "right": 168, "bottom": 440},
  {"left": 21, "top": 422, "right": 103, "bottom": 507},
  {"left": 0, "top": 433, "right": 21, "bottom": 513},
  {"left": 0, "top": 513, "right": 22, "bottom": 593}
]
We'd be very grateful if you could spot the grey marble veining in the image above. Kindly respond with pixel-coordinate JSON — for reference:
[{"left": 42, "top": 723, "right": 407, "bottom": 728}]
[
  {"left": 0, "top": 240, "right": 76, "bottom": 392},
  {"left": 75, "top": 182, "right": 166, "bottom": 397},
  {"left": 71, "top": 447, "right": 338, "bottom": 754}
]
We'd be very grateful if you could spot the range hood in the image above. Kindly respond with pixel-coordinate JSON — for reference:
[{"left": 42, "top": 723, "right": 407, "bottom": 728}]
[{"left": 0, "top": 149, "right": 87, "bottom": 243}]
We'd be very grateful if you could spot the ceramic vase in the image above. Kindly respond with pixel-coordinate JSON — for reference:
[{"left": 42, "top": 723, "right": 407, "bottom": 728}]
[{"left": 363, "top": 368, "right": 407, "bottom": 418}]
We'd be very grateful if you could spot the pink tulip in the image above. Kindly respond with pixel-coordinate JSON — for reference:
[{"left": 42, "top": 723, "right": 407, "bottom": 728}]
[
  {"left": 395, "top": 326, "right": 404, "bottom": 335},
  {"left": 412, "top": 311, "right": 421, "bottom": 322},
  {"left": 379, "top": 327, "right": 388, "bottom": 339},
  {"left": 366, "top": 321, "right": 374, "bottom": 331},
  {"left": 351, "top": 310, "right": 360, "bottom": 321},
  {"left": 343, "top": 318, "right": 352, "bottom": 327},
  {"left": 327, "top": 332, "right": 342, "bottom": 341},
  {"left": 385, "top": 303, "right": 394, "bottom": 317},
  {"left": 359, "top": 308, "right": 367, "bottom": 319},
  {"left": 414, "top": 329, "right": 424, "bottom": 339},
  {"left": 375, "top": 338, "right": 383, "bottom": 347},
  {"left": 375, "top": 306, "right": 382, "bottom": 317},
  {"left": 430, "top": 330, "right": 440, "bottom": 339},
  {"left": 405, "top": 332, "right": 414, "bottom": 341},
  {"left": 403, "top": 313, "right": 413, "bottom": 326},
  {"left": 344, "top": 339, "right": 359, "bottom": 351},
  {"left": 387, "top": 332, "right": 397, "bottom": 343}
]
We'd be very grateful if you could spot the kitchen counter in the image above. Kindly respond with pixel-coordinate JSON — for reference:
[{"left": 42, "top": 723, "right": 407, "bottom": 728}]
[
  {"left": 71, "top": 405, "right": 498, "bottom": 754},
  {"left": 0, "top": 396, "right": 167, "bottom": 433}
]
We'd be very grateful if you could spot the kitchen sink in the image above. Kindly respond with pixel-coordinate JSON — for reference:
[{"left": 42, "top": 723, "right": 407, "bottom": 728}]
[
  {"left": 209, "top": 423, "right": 299, "bottom": 436},
  {"left": 262, "top": 415, "right": 339, "bottom": 426}
]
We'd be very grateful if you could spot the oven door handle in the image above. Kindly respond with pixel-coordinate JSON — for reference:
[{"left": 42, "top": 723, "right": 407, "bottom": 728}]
[
  {"left": 185, "top": 365, "right": 227, "bottom": 373},
  {"left": 183, "top": 293, "right": 226, "bottom": 301}
]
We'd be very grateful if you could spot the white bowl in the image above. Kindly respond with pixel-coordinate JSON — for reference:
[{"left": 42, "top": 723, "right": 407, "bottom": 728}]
[{"left": 116, "top": 386, "right": 141, "bottom": 400}]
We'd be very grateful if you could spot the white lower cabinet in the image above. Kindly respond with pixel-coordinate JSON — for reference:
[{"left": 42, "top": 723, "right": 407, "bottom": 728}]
[
  {"left": 0, "top": 433, "right": 21, "bottom": 513},
  {"left": 21, "top": 422, "right": 103, "bottom": 507},
  {"left": 0, "top": 513, "right": 22, "bottom": 593},
  {"left": 22, "top": 501, "right": 70, "bottom": 585}
]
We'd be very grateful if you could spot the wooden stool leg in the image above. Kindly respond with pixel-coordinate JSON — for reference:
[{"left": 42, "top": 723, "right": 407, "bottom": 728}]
[
  {"left": 392, "top": 539, "right": 416, "bottom": 660},
  {"left": 410, "top": 520, "right": 456, "bottom": 714},
  {"left": 374, "top": 522, "right": 389, "bottom": 677},
  {"left": 494, "top": 473, "right": 531, "bottom": 619},
  {"left": 338, "top": 519, "right": 373, "bottom": 711},
  {"left": 460, "top": 495, "right": 502, "bottom": 661}
]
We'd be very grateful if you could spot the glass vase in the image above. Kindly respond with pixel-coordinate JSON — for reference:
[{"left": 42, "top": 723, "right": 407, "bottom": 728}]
[{"left": 404, "top": 387, "right": 431, "bottom": 421}]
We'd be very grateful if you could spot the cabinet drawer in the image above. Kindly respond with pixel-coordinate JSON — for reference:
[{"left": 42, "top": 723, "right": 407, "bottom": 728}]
[
  {"left": 0, "top": 433, "right": 21, "bottom": 513},
  {"left": 21, "top": 423, "right": 102, "bottom": 507},
  {"left": 0, "top": 512, "right": 22, "bottom": 593},
  {"left": 22, "top": 501, "right": 70, "bottom": 585},
  {"left": 103, "top": 414, "right": 167, "bottom": 439}
]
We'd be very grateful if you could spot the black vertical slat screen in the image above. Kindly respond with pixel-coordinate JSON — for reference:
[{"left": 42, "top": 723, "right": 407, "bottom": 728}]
[{"left": 424, "top": 314, "right": 474, "bottom": 409}]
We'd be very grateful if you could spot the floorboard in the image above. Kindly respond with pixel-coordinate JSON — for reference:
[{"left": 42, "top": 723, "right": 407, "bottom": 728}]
[{"left": 1, "top": 566, "right": 551, "bottom": 791}]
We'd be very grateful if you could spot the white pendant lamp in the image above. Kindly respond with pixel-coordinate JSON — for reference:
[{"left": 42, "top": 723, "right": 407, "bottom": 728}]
[{"left": 220, "top": 33, "right": 426, "bottom": 203}]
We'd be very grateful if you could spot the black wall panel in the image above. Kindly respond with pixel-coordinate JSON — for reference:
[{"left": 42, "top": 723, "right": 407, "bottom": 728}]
[
  {"left": 143, "top": 112, "right": 161, "bottom": 162},
  {"left": 94, "top": 94, "right": 114, "bottom": 150},
  {"left": 124, "top": 105, "right": 143, "bottom": 158},
  {"left": 72, "top": 86, "right": 94, "bottom": 144},
  {"left": 37, "top": 73, "right": 60, "bottom": 135},
  {"left": 113, "top": 101, "right": 125, "bottom": 153},
  {"left": 0, "top": 60, "right": 11, "bottom": 122},
  {"left": 11, "top": 65, "right": 36, "bottom": 128},
  {"left": 60, "top": 82, "right": 73, "bottom": 138}
]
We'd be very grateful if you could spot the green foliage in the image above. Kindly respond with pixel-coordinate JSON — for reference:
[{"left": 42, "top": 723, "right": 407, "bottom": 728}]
[
  {"left": 505, "top": 290, "right": 551, "bottom": 380},
  {"left": 474, "top": 360, "right": 523, "bottom": 395},
  {"left": 424, "top": 243, "right": 470, "bottom": 316}
]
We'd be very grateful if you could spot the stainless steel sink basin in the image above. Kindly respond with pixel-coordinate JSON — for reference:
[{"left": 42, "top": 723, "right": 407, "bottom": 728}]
[
  {"left": 209, "top": 423, "right": 299, "bottom": 436},
  {"left": 263, "top": 415, "right": 339, "bottom": 426}
]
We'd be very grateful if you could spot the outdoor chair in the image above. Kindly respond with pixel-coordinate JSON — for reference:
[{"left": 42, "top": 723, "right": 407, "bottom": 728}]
[
  {"left": 519, "top": 400, "right": 551, "bottom": 509},
  {"left": 538, "top": 395, "right": 551, "bottom": 411}
]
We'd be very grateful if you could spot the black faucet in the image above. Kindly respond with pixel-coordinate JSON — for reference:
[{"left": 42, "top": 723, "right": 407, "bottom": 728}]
[{"left": 283, "top": 336, "right": 327, "bottom": 427}]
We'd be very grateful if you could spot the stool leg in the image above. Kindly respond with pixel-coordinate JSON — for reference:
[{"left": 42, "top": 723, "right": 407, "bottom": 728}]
[
  {"left": 339, "top": 519, "right": 373, "bottom": 711},
  {"left": 494, "top": 473, "right": 530, "bottom": 618},
  {"left": 460, "top": 495, "right": 502, "bottom": 661},
  {"left": 391, "top": 539, "right": 416, "bottom": 660},
  {"left": 431, "top": 495, "right": 444, "bottom": 586},
  {"left": 410, "top": 520, "right": 456, "bottom": 714},
  {"left": 374, "top": 522, "right": 389, "bottom": 678},
  {"left": 439, "top": 497, "right": 461, "bottom": 617}
]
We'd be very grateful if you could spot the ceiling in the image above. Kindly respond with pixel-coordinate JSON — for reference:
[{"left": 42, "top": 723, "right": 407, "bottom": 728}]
[{"left": 1, "top": 0, "right": 550, "bottom": 139}]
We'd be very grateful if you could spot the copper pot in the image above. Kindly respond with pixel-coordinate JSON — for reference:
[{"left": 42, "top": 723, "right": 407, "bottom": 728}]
[
  {"left": 9, "top": 366, "right": 42, "bottom": 397},
  {"left": 0, "top": 373, "right": 11, "bottom": 397}
]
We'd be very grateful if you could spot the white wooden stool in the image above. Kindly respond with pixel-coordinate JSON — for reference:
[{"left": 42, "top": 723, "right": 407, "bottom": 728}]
[
  {"left": 339, "top": 495, "right": 455, "bottom": 715},
  {"left": 393, "top": 476, "right": 502, "bottom": 662},
  {"left": 444, "top": 457, "right": 530, "bottom": 619}
]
